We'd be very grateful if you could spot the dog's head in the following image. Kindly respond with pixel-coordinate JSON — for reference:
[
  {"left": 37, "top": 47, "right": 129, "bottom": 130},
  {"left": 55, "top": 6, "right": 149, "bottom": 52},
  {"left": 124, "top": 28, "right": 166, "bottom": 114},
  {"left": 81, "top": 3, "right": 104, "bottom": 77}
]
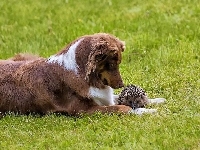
[
  {"left": 48, "top": 33, "right": 125, "bottom": 89},
  {"left": 85, "top": 33, "right": 125, "bottom": 89}
]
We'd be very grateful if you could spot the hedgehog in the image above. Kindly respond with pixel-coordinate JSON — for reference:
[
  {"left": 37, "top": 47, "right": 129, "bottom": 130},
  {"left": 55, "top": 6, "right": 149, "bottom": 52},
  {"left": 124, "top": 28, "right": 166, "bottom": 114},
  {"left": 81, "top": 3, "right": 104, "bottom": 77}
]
[
  {"left": 116, "top": 85, "right": 148, "bottom": 109},
  {"left": 115, "top": 84, "right": 166, "bottom": 110}
]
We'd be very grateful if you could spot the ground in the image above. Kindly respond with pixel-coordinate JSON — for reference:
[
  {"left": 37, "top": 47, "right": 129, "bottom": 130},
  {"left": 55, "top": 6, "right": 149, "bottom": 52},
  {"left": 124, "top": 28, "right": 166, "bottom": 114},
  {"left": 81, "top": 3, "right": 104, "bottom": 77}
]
[{"left": 0, "top": 0, "right": 199, "bottom": 149}]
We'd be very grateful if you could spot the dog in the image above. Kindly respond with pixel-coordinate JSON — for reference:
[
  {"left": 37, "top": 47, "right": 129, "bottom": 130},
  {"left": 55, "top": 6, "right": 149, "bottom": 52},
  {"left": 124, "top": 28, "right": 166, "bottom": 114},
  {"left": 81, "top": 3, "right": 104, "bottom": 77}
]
[{"left": 0, "top": 33, "right": 138, "bottom": 116}]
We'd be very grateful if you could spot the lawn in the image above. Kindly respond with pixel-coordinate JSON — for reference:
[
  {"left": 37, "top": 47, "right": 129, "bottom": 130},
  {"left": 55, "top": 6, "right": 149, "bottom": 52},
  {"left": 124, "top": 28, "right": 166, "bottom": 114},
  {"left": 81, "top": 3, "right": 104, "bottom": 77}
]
[{"left": 0, "top": 0, "right": 199, "bottom": 149}]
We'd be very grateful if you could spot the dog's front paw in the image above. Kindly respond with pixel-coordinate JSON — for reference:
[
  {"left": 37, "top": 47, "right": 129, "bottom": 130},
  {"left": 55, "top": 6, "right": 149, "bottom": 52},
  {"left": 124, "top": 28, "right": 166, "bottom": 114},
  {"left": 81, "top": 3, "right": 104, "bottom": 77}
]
[
  {"left": 129, "top": 108, "right": 157, "bottom": 115},
  {"left": 148, "top": 98, "right": 166, "bottom": 104}
]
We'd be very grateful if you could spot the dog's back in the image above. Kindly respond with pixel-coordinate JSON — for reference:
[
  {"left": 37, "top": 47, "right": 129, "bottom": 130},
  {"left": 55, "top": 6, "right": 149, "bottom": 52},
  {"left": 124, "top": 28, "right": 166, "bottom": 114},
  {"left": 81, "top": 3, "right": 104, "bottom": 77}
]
[
  {"left": 0, "top": 62, "right": 24, "bottom": 79},
  {"left": 0, "top": 59, "right": 59, "bottom": 114},
  {"left": 0, "top": 53, "right": 40, "bottom": 78}
]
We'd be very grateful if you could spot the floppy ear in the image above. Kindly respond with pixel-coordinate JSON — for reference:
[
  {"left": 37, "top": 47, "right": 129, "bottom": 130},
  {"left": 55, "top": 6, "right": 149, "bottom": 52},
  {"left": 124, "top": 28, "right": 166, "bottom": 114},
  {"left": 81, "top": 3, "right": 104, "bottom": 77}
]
[
  {"left": 85, "top": 40, "right": 108, "bottom": 81},
  {"left": 121, "top": 41, "right": 126, "bottom": 52}
]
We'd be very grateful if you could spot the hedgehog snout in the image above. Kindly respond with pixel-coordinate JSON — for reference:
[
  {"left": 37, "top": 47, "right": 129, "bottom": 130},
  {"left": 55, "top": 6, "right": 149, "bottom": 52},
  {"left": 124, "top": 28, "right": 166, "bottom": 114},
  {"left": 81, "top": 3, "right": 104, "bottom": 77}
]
[{"left": 129, "top": 96, "right": 148, "bottom": 109}]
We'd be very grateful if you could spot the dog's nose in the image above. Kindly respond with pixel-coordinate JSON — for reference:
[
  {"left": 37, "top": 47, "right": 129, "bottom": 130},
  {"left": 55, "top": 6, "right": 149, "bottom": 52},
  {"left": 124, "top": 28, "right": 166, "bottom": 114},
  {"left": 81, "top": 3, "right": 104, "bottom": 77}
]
[
  {"left": 113, "top": 81, "right": 124, "bottom": 89},
  {"left": 118, "top": 81, "right": 124, "bottom": 88},
  {"left": 111, "top": 83, "right": 124, "bottom": 89}
]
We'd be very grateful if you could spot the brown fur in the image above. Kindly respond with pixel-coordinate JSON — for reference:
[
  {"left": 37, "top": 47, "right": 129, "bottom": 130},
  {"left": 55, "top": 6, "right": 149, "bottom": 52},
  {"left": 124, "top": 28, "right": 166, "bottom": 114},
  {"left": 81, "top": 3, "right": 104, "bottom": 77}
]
[
  {"left": 0, "top": 33, "right": 132, "bottom": 116},
  {"left": 0, "top": 53, "right": 40, "bottom": 63},
  {"left": 0, "top": 53, "right": 41, "bottom": 80}
]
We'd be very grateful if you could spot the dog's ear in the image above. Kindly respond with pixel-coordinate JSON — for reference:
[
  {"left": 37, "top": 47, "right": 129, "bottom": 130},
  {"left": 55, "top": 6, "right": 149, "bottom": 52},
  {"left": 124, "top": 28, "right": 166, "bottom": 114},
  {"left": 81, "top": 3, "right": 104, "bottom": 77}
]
[
  {"left": 85, "top": 39, "right": 109, "bottom": 81},
  {"left": 121, "top": 41, "right": 126, "bottom": 52},
  {"left": 85, "top": 35, "right": 125, "bottom": 81}
]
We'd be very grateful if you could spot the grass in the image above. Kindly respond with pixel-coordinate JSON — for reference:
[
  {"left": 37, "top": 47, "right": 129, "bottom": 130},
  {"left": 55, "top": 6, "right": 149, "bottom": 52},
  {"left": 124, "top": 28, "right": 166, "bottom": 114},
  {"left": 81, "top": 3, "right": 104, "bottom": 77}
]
[{"left": 0, "top": 0, "right": 199, "bottom": 149}]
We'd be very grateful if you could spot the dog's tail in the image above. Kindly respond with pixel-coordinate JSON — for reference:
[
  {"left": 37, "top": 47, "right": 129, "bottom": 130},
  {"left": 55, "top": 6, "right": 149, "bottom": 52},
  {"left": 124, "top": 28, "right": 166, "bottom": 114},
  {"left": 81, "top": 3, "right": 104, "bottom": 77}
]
[{"left": 9, "top": 53, "right": 41, "bottom": 61}]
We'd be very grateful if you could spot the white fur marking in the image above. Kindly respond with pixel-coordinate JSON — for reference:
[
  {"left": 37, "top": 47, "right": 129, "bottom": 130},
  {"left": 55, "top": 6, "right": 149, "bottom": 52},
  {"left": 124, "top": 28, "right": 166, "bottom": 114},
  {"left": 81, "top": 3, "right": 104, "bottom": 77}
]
[
  {"left": 113, "top": 94, "right": 119, "bottom": 99},
  {"left": 148, "top": 98, "right": 166, "bottom": 104},
  {"left": 89, "top": 86, "right": 115, "bottom": 106},
  {"left": 130, "top": 108, "right": 157, "bottom": 115},
  {"left": 47, "top": 38, "right": 83, "bottom": 73}
]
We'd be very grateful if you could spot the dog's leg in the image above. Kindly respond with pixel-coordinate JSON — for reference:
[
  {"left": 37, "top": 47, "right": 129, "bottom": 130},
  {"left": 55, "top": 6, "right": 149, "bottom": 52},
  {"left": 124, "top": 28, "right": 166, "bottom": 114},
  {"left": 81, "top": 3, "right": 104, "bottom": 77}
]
[
  {"left": 130, "top": 97, "right": 166, "bottom": 115},
  {"left": 130, "top": 108, "right": 157, "bottom": 115},
  {"left": 132, "top": 98, "right": 166, "bottom": 115},
  {"left": 113, "top": 94, "right": 165, "bottom": 115},
  {"left": 147, "top": 98, "right": 166, "bottom": 104},
  {"left": 86, "top": 105, "right": 133, "bottom": 114},
  {"left": 86, "top": 105, "right": 158, "bottom": 115},
  {"left": 114, "top": 94, "right": 166, "bottom": 104}
]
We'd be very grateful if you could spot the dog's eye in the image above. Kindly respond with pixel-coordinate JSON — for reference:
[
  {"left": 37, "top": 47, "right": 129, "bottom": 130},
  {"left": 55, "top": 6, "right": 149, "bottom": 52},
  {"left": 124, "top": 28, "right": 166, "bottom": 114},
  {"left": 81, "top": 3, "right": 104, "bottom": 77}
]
[
  {"left": 101, "top": 55, "right": 107, "bottom": 60},
  {"left": 109, "top": 64, "right": 114, "bottom": 68},
  {"left": 109, "top": 63, "right": 114, "bottom": 68},
  {"left": 96, "top": 54, "right": 107, "bottom": 62},
  {"left": 104, "top": 63, "right": 115, "bottom": 70}
]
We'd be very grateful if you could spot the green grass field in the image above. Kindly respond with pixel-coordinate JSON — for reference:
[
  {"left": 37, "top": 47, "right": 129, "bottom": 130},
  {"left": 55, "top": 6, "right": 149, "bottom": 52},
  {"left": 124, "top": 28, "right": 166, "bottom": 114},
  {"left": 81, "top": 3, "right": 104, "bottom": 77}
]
[{"left": 0, "top": 0, "right": 199, "bottom": 149}]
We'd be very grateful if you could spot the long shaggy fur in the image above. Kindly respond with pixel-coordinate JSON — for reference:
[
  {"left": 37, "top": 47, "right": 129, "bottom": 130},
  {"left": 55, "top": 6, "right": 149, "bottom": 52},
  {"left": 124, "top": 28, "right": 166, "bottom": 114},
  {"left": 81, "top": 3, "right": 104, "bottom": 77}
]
[{"left": 0, "top": 33, "right": 132, "bottom": 116}]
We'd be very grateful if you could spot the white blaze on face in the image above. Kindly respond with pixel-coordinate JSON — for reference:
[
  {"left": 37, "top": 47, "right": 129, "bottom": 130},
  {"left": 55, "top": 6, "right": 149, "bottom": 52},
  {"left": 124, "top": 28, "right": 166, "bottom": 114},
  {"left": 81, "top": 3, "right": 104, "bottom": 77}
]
[
  {"left": 47, "top": 38, "right": 84, "bottom": 74},
  {"left": 89, "top": 86, "right": 115, "bottom": 106}
]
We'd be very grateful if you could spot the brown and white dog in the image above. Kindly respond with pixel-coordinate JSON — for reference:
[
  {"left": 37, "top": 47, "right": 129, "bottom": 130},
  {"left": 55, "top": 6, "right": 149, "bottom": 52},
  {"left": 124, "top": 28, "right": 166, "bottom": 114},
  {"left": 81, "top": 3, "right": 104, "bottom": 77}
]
[{"left": 0, "top": 33, "right": 138, "bottom": 116}]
